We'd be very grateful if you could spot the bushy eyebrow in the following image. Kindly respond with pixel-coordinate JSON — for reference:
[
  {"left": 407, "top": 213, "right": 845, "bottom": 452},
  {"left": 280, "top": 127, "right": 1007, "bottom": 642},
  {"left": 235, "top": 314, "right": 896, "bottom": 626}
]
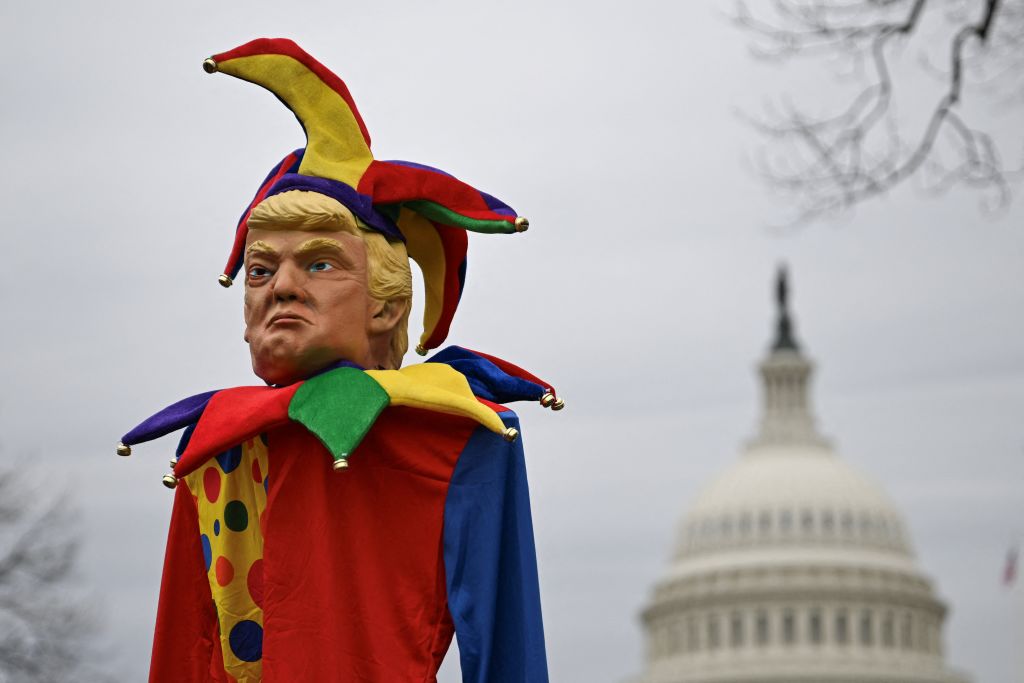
[
  {"left": 294, "top": 237, "right": 348, "bottom": 257},
  {"left": 294, "top": 238, "right": 356, "bottom": 267},
  {"left": 244, "top": 237, "right": 355, "bottom": 267},
  {"left": 246, "top": 240, "right": 279, "bottom": 259}
]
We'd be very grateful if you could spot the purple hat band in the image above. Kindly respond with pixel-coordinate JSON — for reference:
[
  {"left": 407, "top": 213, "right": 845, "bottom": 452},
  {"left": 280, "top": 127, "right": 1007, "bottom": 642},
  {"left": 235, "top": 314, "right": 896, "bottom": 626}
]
[{"left": 265, "top": 174, "right": 404, "bottom": 242}]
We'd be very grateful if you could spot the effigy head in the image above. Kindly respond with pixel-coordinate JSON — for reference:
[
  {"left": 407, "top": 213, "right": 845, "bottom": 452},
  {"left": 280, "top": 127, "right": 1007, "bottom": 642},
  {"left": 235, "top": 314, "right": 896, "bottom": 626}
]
[
  {"left": 243, "top": 190, "right": 412, "bottom": 384},
  {"left": 204, "top": 38, "right": 529, "bottom": 378}
]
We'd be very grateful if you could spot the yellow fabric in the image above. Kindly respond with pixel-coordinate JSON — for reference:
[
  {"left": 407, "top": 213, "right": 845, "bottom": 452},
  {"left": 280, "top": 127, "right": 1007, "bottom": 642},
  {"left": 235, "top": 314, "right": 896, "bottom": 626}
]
[
  {"left": 397, "top": 207, "right": 446, "bottom": 349},
  {"left": 367, "top": 364, "right": 507, "bottom": 436},
  {"left": 219, "top": 53, "right": 373, "bottom": 188},
  {"left": 184, "top": 437, "right": 269, "bottom": 683}
]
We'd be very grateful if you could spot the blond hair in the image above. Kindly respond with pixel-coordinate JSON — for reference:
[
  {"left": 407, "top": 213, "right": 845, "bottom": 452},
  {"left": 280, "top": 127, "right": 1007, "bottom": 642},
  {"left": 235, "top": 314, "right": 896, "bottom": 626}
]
[{"left": 248, "top": 191, "right": 412, "bottom": 367}]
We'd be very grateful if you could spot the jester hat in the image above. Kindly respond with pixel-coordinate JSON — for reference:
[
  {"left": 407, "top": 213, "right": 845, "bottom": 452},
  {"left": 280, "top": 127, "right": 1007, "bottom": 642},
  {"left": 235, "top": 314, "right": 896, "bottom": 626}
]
[{"left": 205, "top": 38, "right": 528, "bottom": 354}]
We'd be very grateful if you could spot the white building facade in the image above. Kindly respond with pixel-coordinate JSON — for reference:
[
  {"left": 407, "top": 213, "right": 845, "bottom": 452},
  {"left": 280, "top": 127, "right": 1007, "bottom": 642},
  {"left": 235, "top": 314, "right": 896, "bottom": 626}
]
[{"left": 635, "top": 271, "right": 970, "bottom": 683}]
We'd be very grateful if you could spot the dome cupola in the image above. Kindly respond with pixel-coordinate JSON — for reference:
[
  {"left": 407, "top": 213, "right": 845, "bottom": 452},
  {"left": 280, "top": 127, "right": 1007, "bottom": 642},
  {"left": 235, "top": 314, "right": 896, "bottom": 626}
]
[{"left": 634, "top": 268, "right": 970, "bottom": 683}]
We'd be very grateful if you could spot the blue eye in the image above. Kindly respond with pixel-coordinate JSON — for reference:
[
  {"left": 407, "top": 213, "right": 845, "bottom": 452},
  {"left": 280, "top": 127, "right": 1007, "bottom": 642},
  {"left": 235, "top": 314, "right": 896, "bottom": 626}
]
[
  {"left": 247, "top": 265, "right": 272, "bottom": 279},
  {"left": 309, "top": 261, "right": 334, "bottom": 273}
]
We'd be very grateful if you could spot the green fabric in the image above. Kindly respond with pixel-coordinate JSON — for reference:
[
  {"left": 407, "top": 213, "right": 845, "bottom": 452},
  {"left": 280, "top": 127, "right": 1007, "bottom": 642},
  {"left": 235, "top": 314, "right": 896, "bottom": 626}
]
[
  {"left": 224, "top": 500, "right": 249, "bottom": 532},
  {"left": 377, "top": 204, "right": 400, "bottom": 222},
  {"left": 288, "top": 367, "right": 390, "bottom": 463},
  {"left": 403, "top": 200, "right": 517, "bottom": 234}
]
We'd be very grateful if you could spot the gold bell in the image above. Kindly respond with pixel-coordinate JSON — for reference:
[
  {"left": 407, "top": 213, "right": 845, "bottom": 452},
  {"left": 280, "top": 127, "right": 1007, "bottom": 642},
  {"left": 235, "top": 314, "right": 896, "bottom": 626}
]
[
  {"left": 415, "top": 344, "right": 428, "bottom": 356},
  {"left": 161, "top": 473, "right": 179, "bottom": 489},
  {"left": 503, "top": 427, "right": 519, "bottom": 442},
  {"left": 551, "top": 398, "right": 565, "bottom": 411},
  {"left": 116, "top": 442, "right": 132, "bottom": 457},
  {"left": 539, "top": 392, "right": 556, "bottom": 408},
  {"left": 514, "top": 217, "right": 529, "bottom": 232},
  {"left": 332, "top": 458, "right": 350, "bottom": 471},
  {"left": 218, "top": 274, "right": 233, "bottom": 288},
  {"left": 202, "top": 58, "right": 218, "bottom": 74},
  {"left": 169, "top": 459, "right": 178, "bottom": 469}
]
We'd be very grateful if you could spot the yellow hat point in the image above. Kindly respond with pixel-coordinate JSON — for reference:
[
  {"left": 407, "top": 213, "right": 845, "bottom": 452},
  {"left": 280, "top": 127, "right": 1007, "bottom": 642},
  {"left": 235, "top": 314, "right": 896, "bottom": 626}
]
[
  {"left": 503, "top": 427, "right": 519, "bottom": 442},
  {"left": 206, "top": 39, "right": 530, "bottom": 353},
  {"left": 116, "top": 442, "right": 132, "bottom": 457},
  {"left": 539, "top": 392, "right": 556, "bottom": 408},
  {"left": 218, "top": 274, "right": 233, "bottom": 288},
  {"left": 332, "top": 458, "right": 350, "bottom": 471},
  {"left": 415, "top": 344, "right": 428, "bottom": 356},
  {"left": 161, "top": 473, "right": 179, "bottom": 489},
  {"left": 551, "top": 398, "right": 565, "bottom": 411}
]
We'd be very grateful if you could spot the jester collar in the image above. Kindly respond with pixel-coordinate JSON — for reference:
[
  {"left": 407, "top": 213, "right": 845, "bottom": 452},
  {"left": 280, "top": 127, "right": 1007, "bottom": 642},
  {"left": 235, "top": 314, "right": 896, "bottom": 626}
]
[{"left": 118, "top": 347, "right": 562, "bottom": 480}]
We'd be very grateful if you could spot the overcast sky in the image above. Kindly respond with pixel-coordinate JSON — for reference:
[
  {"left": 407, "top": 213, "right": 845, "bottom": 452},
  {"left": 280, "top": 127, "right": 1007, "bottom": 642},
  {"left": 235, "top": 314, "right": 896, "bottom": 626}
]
[{"left": 1, "top": 1, "right": 1022, "bottom": 681}]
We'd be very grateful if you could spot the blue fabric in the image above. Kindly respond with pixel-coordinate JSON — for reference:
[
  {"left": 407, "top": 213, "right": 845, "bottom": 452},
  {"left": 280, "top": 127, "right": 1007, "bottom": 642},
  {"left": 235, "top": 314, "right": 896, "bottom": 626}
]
[
  {"left": 227, "top": 150, "right": 306, "bottom": 280},
  {"left": 237, "top": 149, "right": 304, "bottom": 229},
  {"left": 121, "top": 390, "right": 217, "bottom": 446},
  {"left": 443, "top": 413, "right": 548, "bottom": 683},
  {"left": 428, "top": 347, "right": 545, "bottom": 404},
  {"left": 266, "top": 173, "right": 404, "bottom": 242},
  {"left": 174, "top": 422, "right": 198, "bottom": 460},
  {"left": 478, "top": 190, "right": 516, "bottom": 217}
]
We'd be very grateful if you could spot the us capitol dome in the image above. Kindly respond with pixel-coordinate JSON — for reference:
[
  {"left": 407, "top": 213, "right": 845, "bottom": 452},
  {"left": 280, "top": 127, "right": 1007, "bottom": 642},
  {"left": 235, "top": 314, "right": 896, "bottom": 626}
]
[{"left": 633, "top": 270, "right": 970, "bottom": 683}]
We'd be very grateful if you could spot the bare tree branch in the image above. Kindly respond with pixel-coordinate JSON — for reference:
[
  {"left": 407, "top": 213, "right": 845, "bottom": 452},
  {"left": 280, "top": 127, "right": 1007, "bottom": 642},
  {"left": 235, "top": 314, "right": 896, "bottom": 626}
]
[
  {"left": 734, "top": 0, "right": 1021, "bottom": 224},
  {"left": 0, "top": 465, "right": 114, "bottom": 682}
]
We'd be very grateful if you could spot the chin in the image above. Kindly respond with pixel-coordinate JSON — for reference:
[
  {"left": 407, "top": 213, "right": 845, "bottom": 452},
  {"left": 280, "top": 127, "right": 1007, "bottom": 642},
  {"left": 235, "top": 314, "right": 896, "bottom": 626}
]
[
  {"left": 251, "top": 348, "right": 345, "bottom": 386},
  {"left": 252, "top": 363, "right": 301, "bottom": 386},
  {"left": 250, "top": 346, "right": 309, "bottom": 386},
  {"left": 249, "top": 334, "right": 369, "bottom": 384}
]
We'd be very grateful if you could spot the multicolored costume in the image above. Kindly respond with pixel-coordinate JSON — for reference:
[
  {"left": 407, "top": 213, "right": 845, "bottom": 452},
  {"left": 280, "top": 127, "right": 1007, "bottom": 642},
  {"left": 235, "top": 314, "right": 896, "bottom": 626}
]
[{"left": 119, "top": 39, "right": 560, "bottom": 682}]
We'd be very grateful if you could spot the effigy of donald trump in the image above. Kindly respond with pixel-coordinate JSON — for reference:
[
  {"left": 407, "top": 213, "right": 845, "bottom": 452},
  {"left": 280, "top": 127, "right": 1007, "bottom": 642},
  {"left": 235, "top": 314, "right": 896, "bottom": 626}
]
[{"left": 117, "top": 38, "right": 563, "bottom": 683}]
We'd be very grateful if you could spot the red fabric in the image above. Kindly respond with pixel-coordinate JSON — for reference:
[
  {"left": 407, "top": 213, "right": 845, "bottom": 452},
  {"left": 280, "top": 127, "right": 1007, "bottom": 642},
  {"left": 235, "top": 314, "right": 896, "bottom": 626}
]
[
  {"left": 225, "top": 150, "right": 299, "bottom": 277},
  {"left": 476, "top": 397, "right": 510, "bottom": 414},
  {"left": 213, "top": 39, "right": 371, "bottom": 148},
  {"left": 358, "top": 160, "right": 491, "bottom": 212},
  {"left": 175, "top": 384, "right": 299, "bottom": 479},
  {"left": 261, "top": 407, "right": 476, "bottom": 680},
  {"left": 150, "top": 486, "right": 224, "bottom": 682},
  {"left": 151, "top": 405, "right": 480, "bottom": 680}
]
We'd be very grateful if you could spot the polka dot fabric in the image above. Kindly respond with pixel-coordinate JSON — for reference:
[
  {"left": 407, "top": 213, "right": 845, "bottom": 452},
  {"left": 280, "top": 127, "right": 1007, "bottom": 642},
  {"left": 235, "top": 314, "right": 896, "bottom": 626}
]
[{"left": 184, "top": 436, "right": 269, "bottom": 682}]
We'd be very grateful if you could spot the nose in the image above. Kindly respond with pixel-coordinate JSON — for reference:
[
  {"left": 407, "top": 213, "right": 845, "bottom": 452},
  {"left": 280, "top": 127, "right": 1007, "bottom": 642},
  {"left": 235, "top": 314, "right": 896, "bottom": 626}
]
[{"left": 271, "top": 261, "right": 308, "bottom": 302}]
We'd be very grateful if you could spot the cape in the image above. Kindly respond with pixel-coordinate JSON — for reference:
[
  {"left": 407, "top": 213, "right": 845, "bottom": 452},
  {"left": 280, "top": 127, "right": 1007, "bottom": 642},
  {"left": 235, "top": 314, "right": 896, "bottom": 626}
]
[{"left": 120, "top": 347, "right": 561, "bottom": 683}]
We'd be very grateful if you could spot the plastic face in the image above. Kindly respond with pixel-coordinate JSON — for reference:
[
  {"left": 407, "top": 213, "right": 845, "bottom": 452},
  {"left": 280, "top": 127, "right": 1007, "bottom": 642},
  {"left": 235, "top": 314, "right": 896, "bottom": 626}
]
[{"left": 242, "top": 228, "right": 378, "bottom": 385}]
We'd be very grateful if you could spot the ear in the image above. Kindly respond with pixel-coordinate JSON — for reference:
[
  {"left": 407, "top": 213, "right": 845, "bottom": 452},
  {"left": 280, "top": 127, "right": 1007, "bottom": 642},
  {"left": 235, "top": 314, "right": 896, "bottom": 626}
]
[{"left": 367, "top": 297, "right": 409, "bottom": 336}]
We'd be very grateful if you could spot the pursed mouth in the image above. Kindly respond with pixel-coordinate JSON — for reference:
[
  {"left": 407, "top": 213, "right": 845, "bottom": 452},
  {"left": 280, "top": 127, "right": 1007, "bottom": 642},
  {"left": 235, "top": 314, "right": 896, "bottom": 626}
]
[{"left": 267, "top": 313, "right": 311, "bottom": 326}]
